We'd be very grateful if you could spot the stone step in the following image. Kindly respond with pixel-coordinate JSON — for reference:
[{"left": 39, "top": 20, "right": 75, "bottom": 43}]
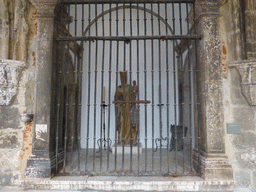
[{"left": 21, "top": 176, "right": 235, "bottom": 191}]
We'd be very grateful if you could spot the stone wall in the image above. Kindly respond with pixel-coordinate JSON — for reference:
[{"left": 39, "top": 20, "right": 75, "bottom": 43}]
[
  {"left": 220, "top": 0, "right": 256, "bottom": 191},
  {"left": 0, "top": 0, "right": 37, "bottom": 185}
]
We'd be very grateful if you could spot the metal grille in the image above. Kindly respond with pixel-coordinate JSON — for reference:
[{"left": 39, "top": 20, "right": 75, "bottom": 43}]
[{"left": 53, "top": 0, "right": 200, "bottom": 176}]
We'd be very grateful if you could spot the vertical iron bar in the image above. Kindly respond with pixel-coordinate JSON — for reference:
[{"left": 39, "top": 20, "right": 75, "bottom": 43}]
[
  {"left": 93, "top": 4, "right": 99, "bottom": 172},
  {"left": 121, "top": 2, "right": 126, "bottom": 172},
  {"left": 123, "top": 3, "right": 126, "bottom": 70},
  {"left": 178, "top": 1, "right": 185, "bottom": 174},
  {"left": 71, "top": 2, "right": 78, "bottom": 174},
  {"left": 55, "top": 5, "right": 65, "bottom": 174},
  {"left": 164, "top": 2, "right": 170, "bottom": 174},
  {"left": 157, "top": 2, "right": 163, "bottom": 173},
  {"left": 77, "top": 2, "right": 85, "bottom": 173},
  {"left": 54, "top": 43, "right": 61, "bottom": 173},
  {"left": 143, "top": 2, "right": 148, "bottom": 173},
  {"left": 129, "top": 2, "right": 133, "bottom": 173},
  {"left": 107, "top": 2, "right": 112, "bottom": 172},
  {"left": 85, "top": 2, "right": 92, "bottom": 173},
  {"left": 63, "top": 3, "right": 71, "bottom": 174},
  {"left": 150, "top": 2, "right": 155, "bottom": 173},
  {"left": 186, "top": 2, "right": 193, "bottom": 173},
  {"left": 171, "top": 2, "right": 178, "bottom": 174},
  {"left": 193, "top": 2, "right": 201, "bottom": 175},
  {"left": 136, "top": 2, "right": 140, "bottom": 174},
  {"left": 114, "top": 3, "right": 119, "bottom": 171},
  {"left": 99, "top": 3, "right": 106, "bottom": 172}
]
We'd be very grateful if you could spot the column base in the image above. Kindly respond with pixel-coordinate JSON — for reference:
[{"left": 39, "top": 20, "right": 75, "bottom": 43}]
[
  {"left": 192, "top": 149, "right": 233, "bottom": 180},
  {"left": 24, "top": 156, "right": 52, "bottom": 178}
]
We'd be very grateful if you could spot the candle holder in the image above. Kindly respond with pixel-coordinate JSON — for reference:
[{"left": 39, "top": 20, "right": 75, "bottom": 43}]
[{"left": 97, "top": 102, "right": 112, "bottom": 153}]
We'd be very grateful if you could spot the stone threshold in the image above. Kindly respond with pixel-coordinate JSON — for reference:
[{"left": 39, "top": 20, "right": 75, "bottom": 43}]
[{"left": 20, "top": 176, "right": 235, "bottom": 191}]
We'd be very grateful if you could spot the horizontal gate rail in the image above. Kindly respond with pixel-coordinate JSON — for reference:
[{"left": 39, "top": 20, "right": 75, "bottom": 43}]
[
  {"left": 56, "top": 35, "right": 199, "bottom": 41},
  {"left": 61, "top": 0, "right": 195, "bottom": 5}
]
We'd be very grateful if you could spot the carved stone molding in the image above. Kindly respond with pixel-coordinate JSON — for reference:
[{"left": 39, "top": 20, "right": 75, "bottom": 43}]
[
  {"left": 0, "top": 59, "right": 25, "bottom": 105},
  {"left": 195, "top": 0, "right": 221, "bottom": 23},
  {"left": 192, "top": 149, "right": 233, "bottom": 180},
  {"left": 30, "top": 0, "right": 58, "bottom": 17},
  {"left": 229, "top": 60, "right": 256, "bottom": 105}
]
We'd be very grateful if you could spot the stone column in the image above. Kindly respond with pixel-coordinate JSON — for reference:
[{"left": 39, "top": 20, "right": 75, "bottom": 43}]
[
  {"left": 25, "top": 0, "right": 57, "bottom": 178},
  {"left": 192, "top": 0, "right": 233, "bottom": 180}
]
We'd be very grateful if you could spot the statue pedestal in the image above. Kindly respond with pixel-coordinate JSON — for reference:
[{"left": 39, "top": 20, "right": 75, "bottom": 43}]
[{"left": 113, "top": 143, "right": 142, "bottom": 154}]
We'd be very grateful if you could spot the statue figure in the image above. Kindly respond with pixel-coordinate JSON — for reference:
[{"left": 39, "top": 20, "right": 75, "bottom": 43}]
[{"left": 114, "top": 72, "right": 138, "bottom": 145}]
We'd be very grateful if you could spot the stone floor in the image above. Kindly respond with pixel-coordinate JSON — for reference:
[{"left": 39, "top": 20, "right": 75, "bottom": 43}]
[
  {"left": 0, "top": 187, "right": 252, "bottom": 192},
  {"left": 62, "top": 146, "right": 194, "bottom": 176},
  {"left": 3, "top": 175, "right": 252, "bottom": 192}
]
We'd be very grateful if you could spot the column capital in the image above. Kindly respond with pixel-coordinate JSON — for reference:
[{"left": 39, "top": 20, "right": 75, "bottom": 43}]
[
  {"left": 30, "top": 0, "right": 58, "bottom": 17},
  {"left": 196, "top": 0, "right": 227, "bottom": 6},
  {"left": 195, "top": 0, "right": 226, "bottom": 20}
]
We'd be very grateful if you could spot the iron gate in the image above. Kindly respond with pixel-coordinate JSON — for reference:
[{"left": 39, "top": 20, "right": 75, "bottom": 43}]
[{"left": 53, "top": 0, "right": 200, "bottom": 176}]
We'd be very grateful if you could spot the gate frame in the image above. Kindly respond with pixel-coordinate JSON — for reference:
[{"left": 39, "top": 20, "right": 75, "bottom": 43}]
[{"left": 25, "top": 0, "right": 233, "bottom": 180}]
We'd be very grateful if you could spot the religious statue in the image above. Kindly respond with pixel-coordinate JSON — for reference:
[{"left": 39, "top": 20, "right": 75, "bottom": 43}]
[{"left": 114, "top": 72, "right": 139, "bottom": 145}]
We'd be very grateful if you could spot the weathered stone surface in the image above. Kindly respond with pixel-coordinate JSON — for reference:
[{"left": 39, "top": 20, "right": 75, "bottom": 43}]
[
  {"left": 24, "top": 0, "right": 58, "bottom": 178},
  {"left": 22, "top": 176, "right": 235, "bottom": 191},
  {"left": 25, "top": 158, "right": 51, "bottom": 178},
  {"left": 0, "top": 106, "right": 21, "bottom": 129},
  {"left": 230, "top": 87, "right": 248, "bottom": 105},
  {"left": 229, "top": 60, "right": 256, "bottom": 105},
  {"left": 192, "top": 149, "right": 233, "bottom": 180},
  {"left": 232, "top": 107, "right": 255, "bottom": 132},
  {"left": 238, "top": 148, "right": 256, "bottom": 169},
  {"left": 231, "top": 132, "right": 256, "bottom": 152},
  {"left": 191, "top": 0, "right": 233, "bottom": 181},
  {"left": 195, "top": 0, "right": 225, "bottom": 154},
  {"left": 229, "top": 68, "right": 250, "bottom": 105},
  {"left": 19, "top": 122, "right": 33, "bottom": 178},
  {"left": 252, "top": 171, "right": 256, "bottom": 191},
  {"left": 0, "top": 0, "right": 9, "bottom": 59},
  {"left": 0, "top": 172, "right": 12, "bottom": 186},
  {"left": 0, "top": 129, "right": 20, "bottom": 148},
  {"left": 234, "top": 169, "right": 252, "bottom": 188},
  {"left": 223, "top": 1, "right": 256, "bottom": 190},
  {"left": 0, "top": 60, "right": 25, "bottom": 105},
  {"left": 0, "top": 148, "right": 21, "bottom": 185}
]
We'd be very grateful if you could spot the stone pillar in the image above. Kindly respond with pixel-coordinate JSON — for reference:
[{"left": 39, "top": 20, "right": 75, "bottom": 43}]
[
  {"left": 25, "top": 0, "right": 57, "bottom": 178},
  {"left": 192, "top": 0, "right": 233, "bottom": 180}
]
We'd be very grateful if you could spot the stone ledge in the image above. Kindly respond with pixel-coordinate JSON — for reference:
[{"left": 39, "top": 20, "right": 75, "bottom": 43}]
[{"left": 21, "top": 176, "right": 235, "bottom": 191}]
